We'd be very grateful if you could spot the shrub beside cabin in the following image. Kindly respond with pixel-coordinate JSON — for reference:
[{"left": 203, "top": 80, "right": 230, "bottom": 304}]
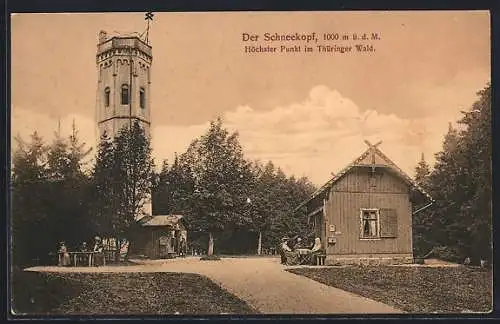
[{"left": 295, "top": 141, "right": 434, "bottom": 265}]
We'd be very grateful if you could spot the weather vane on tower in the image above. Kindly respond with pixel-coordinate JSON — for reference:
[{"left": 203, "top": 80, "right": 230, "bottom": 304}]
[{"left": 144, "top": 11, "right": 154, "bottom": 44}]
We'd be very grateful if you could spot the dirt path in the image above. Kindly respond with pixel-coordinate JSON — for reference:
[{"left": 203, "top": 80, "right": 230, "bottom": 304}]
[{"left": 26, "top": 257, "right": 402, "bottom": 314}]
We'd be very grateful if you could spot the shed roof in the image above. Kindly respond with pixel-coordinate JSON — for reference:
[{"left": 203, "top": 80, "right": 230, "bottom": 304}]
[
  {"left": 294, "top": 140, "right": 434, "bottom": 212},
  {"left": 138, "top": 214, "right": 185, "bottom": 227}
]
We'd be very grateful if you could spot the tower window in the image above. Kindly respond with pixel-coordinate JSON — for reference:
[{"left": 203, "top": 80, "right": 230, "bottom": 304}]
[
  {"left": 104, "top": 87, "right": 110, "bottom": 107},
  {"left": 121, "top": 84, "right": 129, "bottom": 105},
  {"left": 140, "top": 88, "right": 146, "bottom": 109}
]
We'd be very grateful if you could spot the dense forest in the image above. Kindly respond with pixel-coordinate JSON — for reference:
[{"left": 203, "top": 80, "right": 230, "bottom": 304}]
[
  {"left": 11, "top": 118, "right": 315, "bottom": 265},
  {"left": 11, "top": 83, "right": 491, "bottom": 265},
  {"left": 151, "top": 118, "right": 316, "bottom": 255}
]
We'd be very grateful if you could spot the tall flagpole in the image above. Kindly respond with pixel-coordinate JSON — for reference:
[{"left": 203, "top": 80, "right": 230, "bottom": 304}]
[{"left": 145, "top": 12, "right": 154, "bottom": 44}]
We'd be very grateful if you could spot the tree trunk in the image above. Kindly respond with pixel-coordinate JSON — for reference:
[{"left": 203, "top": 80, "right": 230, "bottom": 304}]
[
  {"left": 257, "top": 231, "right": 262, "bottom": 255},
  {"left": 208, "top": 232, "right": 214, "bottom": 256},
  {"left": 115, "top": 237, "right": 120, "bottom": 263}
]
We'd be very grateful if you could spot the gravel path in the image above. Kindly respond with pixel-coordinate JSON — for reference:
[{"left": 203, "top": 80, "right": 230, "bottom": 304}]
[{"left": 26, "top": 257, "right": 402, "bottom": 314}]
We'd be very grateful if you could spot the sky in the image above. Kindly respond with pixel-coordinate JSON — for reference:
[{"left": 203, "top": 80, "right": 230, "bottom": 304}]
[{"left": 11, "top": 11, "right": 490, "bottom": 186}]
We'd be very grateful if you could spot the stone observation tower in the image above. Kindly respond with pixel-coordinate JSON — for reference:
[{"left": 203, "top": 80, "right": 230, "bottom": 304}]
[
  {"left": 95, "top": 30, "right": 152, "bottom": 139},
  {"left": 95, "top": 29, "right": 153, "bottom": 218}
]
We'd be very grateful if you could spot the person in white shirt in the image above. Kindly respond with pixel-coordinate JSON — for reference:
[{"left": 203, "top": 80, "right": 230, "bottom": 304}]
[{"left": 280, "top": 237, "right": 291, "bottom": 264}]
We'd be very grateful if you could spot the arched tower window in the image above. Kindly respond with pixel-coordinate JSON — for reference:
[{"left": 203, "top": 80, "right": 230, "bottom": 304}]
[
  {"left": 121, "top": 84, "right": 129, "bottom": 105},
  {"left": 140, "top": 88, "right": 146, "bottom": 109},
  {"left": 104, "top": 87, "right": 110, "bottom": 107}
]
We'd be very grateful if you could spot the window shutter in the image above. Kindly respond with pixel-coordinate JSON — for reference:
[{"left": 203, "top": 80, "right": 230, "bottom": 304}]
[{"left": 379, "top": 208, "right": 398, "bottom": 238}]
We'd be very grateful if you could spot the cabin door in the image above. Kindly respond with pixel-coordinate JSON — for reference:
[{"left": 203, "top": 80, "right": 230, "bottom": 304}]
[{"left": 158, "top": 235, "right": 170, "bottom": 258}]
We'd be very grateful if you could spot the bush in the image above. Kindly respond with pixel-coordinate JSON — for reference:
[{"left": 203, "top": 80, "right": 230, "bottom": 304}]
[
  {"left": 200, "top": 255, "right": 221, "bottom": 261},
  {"left": 432, "top": 246, "right": 464, "bottom": 263}
]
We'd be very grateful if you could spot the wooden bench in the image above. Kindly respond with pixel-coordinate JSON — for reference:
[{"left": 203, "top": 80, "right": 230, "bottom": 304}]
[
  {"left": 58, "top": 252, "right": 105, "bottom": 267},
  {"left": 314, "top": 254, "right": 327, "bottom": 266}
]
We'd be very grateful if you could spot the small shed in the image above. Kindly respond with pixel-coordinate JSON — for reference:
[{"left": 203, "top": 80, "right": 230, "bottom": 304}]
[
  {"left": 295, "top": 140, "right": 434, "bottom": 265},
  {"left": 134, "top": 214, "right": 187, "bottom": 259}
]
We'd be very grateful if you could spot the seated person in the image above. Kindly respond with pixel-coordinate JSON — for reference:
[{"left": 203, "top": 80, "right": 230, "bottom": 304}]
[
  {"left": 283, "top": 236, "right": 304, "bottom": 266},
  {"left": 310, "top": 237, "right": 322, "bottom": 253},
  {"left": 294, "top": 237, "right": 304, "bottom": 249},
  {"left": 77, "top": 241, "right": 89, "bottom": 265},
  {"left": 284, "top": 249, "right": 300, "bottom": 265}
]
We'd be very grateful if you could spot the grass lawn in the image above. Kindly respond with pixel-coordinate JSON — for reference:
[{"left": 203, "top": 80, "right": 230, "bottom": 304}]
[
  {"left": 287, "top": 265, "right": 492, "bottom": 313},
  {"left": 11, "top": 268, "right": 257, "bottom": 315}
]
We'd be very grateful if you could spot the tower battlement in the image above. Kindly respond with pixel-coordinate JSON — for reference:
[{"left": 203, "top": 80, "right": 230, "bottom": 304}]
[{"left": 97, "top": 36, "right": 152, "bottom": 59}]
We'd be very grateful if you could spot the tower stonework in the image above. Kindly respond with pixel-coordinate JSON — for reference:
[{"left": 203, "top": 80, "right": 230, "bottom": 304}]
[
  {"left": 96, "top": 31, "right": 152, "bottom": 140},
  {"left": 96, "top": 31, "right": 153, "bottom": 218}
]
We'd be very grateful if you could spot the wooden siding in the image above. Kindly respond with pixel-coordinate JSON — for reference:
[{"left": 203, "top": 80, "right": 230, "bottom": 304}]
[{"left": 324, "top": 166, "right": 413, "bottom": 255}]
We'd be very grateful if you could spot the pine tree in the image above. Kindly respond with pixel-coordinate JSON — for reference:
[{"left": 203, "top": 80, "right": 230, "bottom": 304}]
[
  {"left": 91, "top": 131, "right": 116, "bottom": 236},
  {"left": 11, "top": 132, "right": 50, "bottom": 265},
  {"left": 412, "top": 153, "right": 433, "bottom": 256},
  {"left": 152, "top": 159, "right": 171, "bottom": 215},
  {"left": 112, "top": 121, "right": 155, "bottom": 237},
  {"left": 424, "top": 83, "right": 492, "bottom": 263},
  {"left": 44, "top": 122, "right": 93, "bottom": 248},
  {"left": 456, "top": 84, "right": 492, "bottom": 262},
  {"left": 414, "top": 153, "right": 431, "bottom": 189}
]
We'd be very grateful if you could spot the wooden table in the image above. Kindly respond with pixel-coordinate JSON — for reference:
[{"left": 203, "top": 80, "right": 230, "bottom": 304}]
[{"left": 296, "top": 249, "right": 313, "bottom": 265}]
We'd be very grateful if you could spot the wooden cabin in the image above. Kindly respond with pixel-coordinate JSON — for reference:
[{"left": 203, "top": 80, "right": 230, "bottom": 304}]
[
  {"left": 295, "top": 141, "right": 434, "bottom": 265},
  {"left": 133, "top": 214, "right": 188, "bottom": 259}
]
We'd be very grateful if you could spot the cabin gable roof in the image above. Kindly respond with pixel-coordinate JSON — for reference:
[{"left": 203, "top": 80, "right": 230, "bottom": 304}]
[
  {"left": 295, "top": 140, "right": 434, "bottom": 212},
  {"left": 138, "top": 214, "right": 186, "bottom": 228}
]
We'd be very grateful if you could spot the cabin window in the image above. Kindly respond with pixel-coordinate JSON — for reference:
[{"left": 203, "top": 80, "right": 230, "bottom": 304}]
[
  {"left": 139, "top": 87, "right": 146, "bottom": 109},
  {"left": 104, "top": 87, "right": 110, "bottom": 107},
  {"left": 360, "top": 209, "right": 380, "bottom": 239},
  {"left": 121, "top": 84, "right": 129, "bottom": 105}
]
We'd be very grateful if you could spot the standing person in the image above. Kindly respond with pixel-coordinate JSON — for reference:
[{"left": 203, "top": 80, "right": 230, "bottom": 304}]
[
  {"left": 179, "top": 237, "right": 187, "bottom": 257},
  {"left": 58, "top": 242, "right": 71, "bottom": 266},
  {"left": 119, "top": 239, "right": 129, "bottom": 262},
  {"left": 280, "top": 237, "right": 291, "bottom": 264},
  {"left": 93, "top": 236, "right": 104, "bottom": 266}
]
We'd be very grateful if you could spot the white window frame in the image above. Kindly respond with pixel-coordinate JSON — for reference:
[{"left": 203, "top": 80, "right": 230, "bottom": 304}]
[{"left": 360, "top": 208, "right": 381, "bottom": 240}]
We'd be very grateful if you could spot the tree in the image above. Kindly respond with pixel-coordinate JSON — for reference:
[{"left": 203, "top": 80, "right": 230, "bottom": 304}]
[
  {"left": 152, "top": 159, "right": 171, "bottom": 215},
  {"left": 247, "top": 161, "right": 277, "bottom": 255},
  {"left": 249, "top": 161, "right": 316, "bottom": 253},
  {"left": 153, "top": 154, "right": 196, "bottom": 216},
  {"left": 421, "top": 83, "right": 492, "bottom": 264},
  {"left": 45, "top": 122, "right": 93, "bottom": 248},
  {"left": 185, "top": 117, "right": 253, "bottom": 255},
  {"left": 91, "top": 131, "right": 116, "bottom": 236},
  {"left": 112, "top": 121, "right": 155, "bottom": 239},
  {"left": 11, "top": 132, "right": 50, "bottom": 265},
  {"left": 414, "top": 153, "right": 431, "bottom": 190},
  {"left": 412, "top": 153, "right": 433, "bottom": 256},
  {"left": 455, "top": 84, "right": 492, "bottom": 262}
]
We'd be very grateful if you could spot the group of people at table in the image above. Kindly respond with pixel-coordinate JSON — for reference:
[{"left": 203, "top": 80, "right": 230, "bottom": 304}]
[
  {"left": 58, "top": 236, "right": 106, "bottom": 267},
  {"left": 279, "top": 236, "right": 324, "bottom": 265}
]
